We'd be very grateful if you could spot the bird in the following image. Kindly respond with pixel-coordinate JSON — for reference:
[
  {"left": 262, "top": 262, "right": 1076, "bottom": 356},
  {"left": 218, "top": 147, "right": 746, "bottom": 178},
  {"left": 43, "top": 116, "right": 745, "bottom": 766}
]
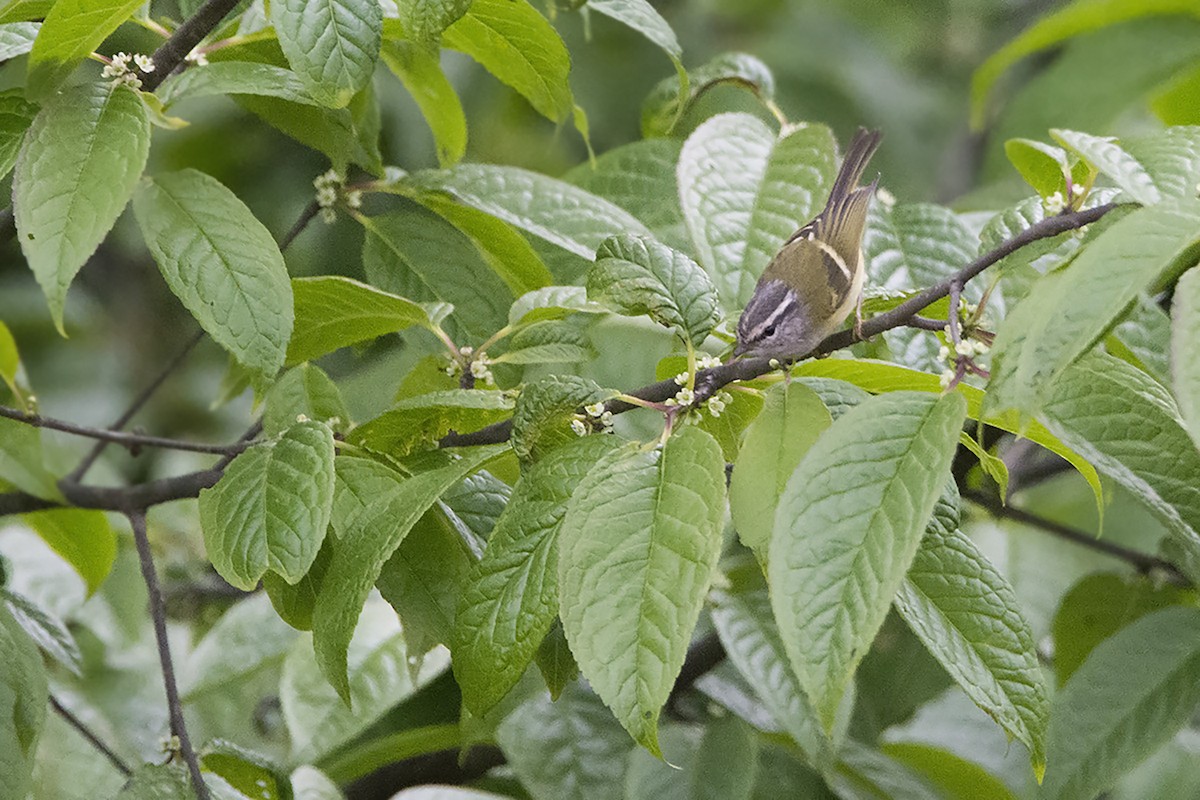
[{"left": 734, "top": 127, "right": 882, "bottom": 361}]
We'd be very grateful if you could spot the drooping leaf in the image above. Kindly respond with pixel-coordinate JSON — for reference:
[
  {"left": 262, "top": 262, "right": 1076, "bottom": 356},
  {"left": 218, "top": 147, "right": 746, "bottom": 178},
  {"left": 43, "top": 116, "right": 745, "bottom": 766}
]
[
  {"left": 15, "top": 83, "right": 150, "bottom": 332},
  {"left": 509, "top": 375, "right": 610, "bottom": 465},
  {"left": 1122, "top": 126, "right": 1200, "bottom": 199},
  {"left": 288, "top": 275, "right": 437, "bottom": 365},
  {"left": 1041, "top": 607, "right": 1200, "bottom": 800},
  {"left": 642, "top": 52, "right": 775, "bottom": 138},
  {"left": 0, "top": 89, "right": 35, "bottom": 182},
  {"left": 133, "top": 169, "right": 293, "bottom": 377},
  {"left": 25, "top": 0, "right": 144, "bottom": 98},
  {"left": 728, "top": 382, "right": 832, "bottom": 556},
  {"left": 22, "top": 508, "right": 117, "bottom": 594},
  {"left": 2, "top": 589, "right": 82, "bottom": 675},
  {"left": 348, "top": 390, "right": 514, "bottom": 455},
  {"left": 879, "top": 742, "right": 1020, "bottom": 800},
  {"left": 380, "top": 39, "right": 466, "bottom": 166},
  {"left": 198, "top": 421, "right": 336, "bottom": 590},
  {"left": 1004, "top": 138, "right": 1086, "bottom": 197},
  {"left": 587, "top": 0, "right": 686, "bottom": 129},
  {"left": 894, "top": 486, "right": 1049, "bottom": 775},
  {"left": 392, "top": 0, "right": 472, "bottom": 46},
  {"left": 311, "top": 445, "right": 506, "bottom": 699},
  {"left": 0, "top": 604, "right": 47, "bottom": 800},
  {"left": 273, "top": 0, "right": 382, "bottom": 108},
  {"left": 264, "top": 363, "right": 350, "bottom": 437},
  {"left": 1051, "top": 128, "right": 1159, "bottom": 205},
  {"left": 1173, "top": 265, "right": 1200, "bottom": 449},
  {"left": 439, "top": 0, "right": 572, "bottom": 121},
  {"left": 263, "top": 537, "right": 332, "bottom": 632},
  {"left": 557, "top": 426, "right": 726, "bottom": 754},
  {"left": 770, "top": 391, "right": 967, "bottom": 729},
  {"left": 454, "top": 435, "right": 621, "bottom": 714},
  {"left": 588, "top": 234, "right": 720, "bottom": 345},
  {"left": 508, "top": 286, "right": 604, "bottom": 326}
]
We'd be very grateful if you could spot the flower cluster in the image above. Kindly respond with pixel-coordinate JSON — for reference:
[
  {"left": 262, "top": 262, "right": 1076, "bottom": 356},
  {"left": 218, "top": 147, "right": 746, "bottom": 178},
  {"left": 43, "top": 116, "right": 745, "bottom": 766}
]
[
  {"left": 185, "top": 48, "right": 209, "bottom": 67},
  {"left": 1043, "top": 184, "right": 1086, "bottom": 215},
  {"left": 571, "top": 402, "right": 614, "bottom": 436},
  {"left": 102, "top": 52, "right": 154, "bottom": 89},
  {"left": 313, "top": 169, "right": 363, "bottom": 223},
  {"left": 938, "top": 332, "right": 991, "bottom": 388}
]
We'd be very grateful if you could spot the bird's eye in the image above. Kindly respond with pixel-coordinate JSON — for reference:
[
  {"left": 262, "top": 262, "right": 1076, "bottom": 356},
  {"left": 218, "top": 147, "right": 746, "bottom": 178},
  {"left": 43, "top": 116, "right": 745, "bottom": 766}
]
[{"left": 762, "top": 323, "right": 777, "bottom": 338}]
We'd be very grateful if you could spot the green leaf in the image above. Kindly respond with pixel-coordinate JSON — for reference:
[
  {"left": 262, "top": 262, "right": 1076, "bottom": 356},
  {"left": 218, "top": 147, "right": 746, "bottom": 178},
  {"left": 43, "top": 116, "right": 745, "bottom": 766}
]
[
  {"left": 770, "top": 391, "right": 967, "bottom": 729},
  {"left": 360, "top": 206, "right": 513, "bottom": 339},
  {"left": 1122, "top": 127, "right": 1200, "bottom": 199},
  {"left": 454, "top": 435, "right": 621, "bottom": 714},
  {"left": 508, "top": 286, "right": 603, "bottom": 326},
  {"left": 678, "top": 113, "right": 836, "bottom": 310},
  {"left": 133, "top": 169, "right": 293, "bottom": 377},
  {"left": 1051, "top": 128, "right": 1160, "bottom": 205},
  {"left": 589, "top": 234, "right": 720, "bottom": 345},
  {"left": 235, "top": 87, "right": 382, "bottom": 174},
  {"left": 290, "top": 766, "right": 344, "bottom": 800},
  {"left": 827, "top": 741, "right": 944, "bottom": 800},
  {"left": 25, "top": 0, "right": 144, "bottom": 99},
  {"left": 1111, "top": 294, "right": 1172, "bottom": 384},
  {"left": 510, "top": 374, "right": 610, "bottom": 465},
  {"left": 263, "top": 537, "right": 331, "bottom": 631},
  {"left": 393, "top": 0, "right": 472, "bottom": 45},
  {"left": 385, "top": 789, "right": 510, "bottom": 800},
  {"left": 565, "top": 139, "right": 686, "bottom": 247},
  {"left": 0, "top": 21, "right": 37, "bottom": 60},
  {"left": 1004, "top": 138, "right": 1080, "bottom": 197},
  {"left": 2, "top": 589, "right": 82, "bottom": 675},
  {"left": 0, "top": 1, "right": 52, "bottom": 24},
  {"left": 968, "top": 0, "right": 1199, "bottom": 128},
  {"left": 0, "top": 604, "right": 47, "bottom": 800},
  {"left": 288, "top": 275, "right": 436, "bottom": 365},
  {"left": 406, "top": 165, "right": 652, "bottom": 260},
  {"left": 349, "top": 390, "right": 514, "bottom": 455},
  {"left": 14, "top": 83, "right": 150, "bottom": 332},
  {"left": 264, "top": 363, "right": 350, "bottom": 437},
  {"left": 181, "top": 593, "right": 300, "bottom": 698},
  {"left": 1038, "top": 352, "right": 1200, "bottom": 568},
  {"left": 894, "top": 487, "right": 1049, "bottom": 774},
  {"left": 495, "top": 682, "right": 632, "bottom": 800},
  {"left": 710, "top": 565, "right": 834, "bottom": 767},
  {"left": 558, "top": 426, "right": 726, "bottom": 754},
  {"left": 1051, "top": 573, "right": 1194, "bottom": 687},
  {"left": 199, "top": 421, "right": 336, "bottom": 590},
  {"left": 200, "top": 742, "right": 289, "bottom": 800},
  {"left": 311, "top": 445, "right": 505, "bottom": 699},
  {"left": 380, "top": 39, "right": 466, "bottom": 166},
  {"left": 22, "top": 509, "right": 116, "bottom": 595},
  {"left": 866, "top": 202, "right": 979, "bottom": 296},
  {"left": 439, "top": 0, "right": 572, "bottom": 122},
  {"left": 642, "top": 52, "right": 775, "bottom": 138},
  {"left": 273, "top": 0, "right": 382, "bottom": 108},
  {"left": 283, "top": 595, "right": 451, "bottom": 762},
  {"left": 158, "top": 62, "right": 320, "bottom": 107},
  {"left": 0, "top": 89, "right": 34, "bottom": 182},
  {"left": 587, "top": 0, "right": 686, "bottom": 127},
  {"left": 879, "top": 743, "right": 1020, "bottom": 800},
  {"left": 729, "top": 382, "right": 832, "bottom": 556},
  {"left": 0, "top": 418, "right": 58, "bottom": 500},
  {"left": 1042, "top": 607, "right": 1200, "bottom": 800},
  {"left": 1173, "top": 266, "right": 1200, "bottom": 449},
  {"left": 534, "top": 621, "right": 578, "bottom": 699},
  {"left": 491, "top": 320, "right": 592, "bottom": 365},
  {"left": 987, "top": 197, "right": 1200, "bottom": 418}
]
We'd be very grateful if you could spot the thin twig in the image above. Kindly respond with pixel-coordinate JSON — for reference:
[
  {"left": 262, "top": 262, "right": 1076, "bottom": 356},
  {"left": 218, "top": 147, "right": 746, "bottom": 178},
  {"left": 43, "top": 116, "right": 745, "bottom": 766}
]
[
  {"left": 68, "top": 329, "right": 207, "bottom": 483},
  {"left": 962, "top": 488, "right": 1190, "bottom": 586},
  {"left": 127, "top": 510, "right": 210, "bottom": 800},
  {"left": 142, "top": 0, "right": 243, "bottom": 91},
  {"left": 907, "top": 315, "right": 949, "bottom": 331},
  {"left": 49, "top": 694, "right": 133, "bottom": 777},
  {"left": 279, "top": 200, "right": 321, "bottom": 252},
  {"left": 0, "top": 405, "right": 254, "bottom": 456}
]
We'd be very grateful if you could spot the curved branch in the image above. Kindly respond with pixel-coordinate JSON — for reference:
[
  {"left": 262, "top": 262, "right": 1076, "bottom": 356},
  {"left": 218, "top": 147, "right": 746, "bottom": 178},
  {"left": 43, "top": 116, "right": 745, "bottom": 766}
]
[{"left": 0, "top": 405, "right": 255, "bottom": 456}]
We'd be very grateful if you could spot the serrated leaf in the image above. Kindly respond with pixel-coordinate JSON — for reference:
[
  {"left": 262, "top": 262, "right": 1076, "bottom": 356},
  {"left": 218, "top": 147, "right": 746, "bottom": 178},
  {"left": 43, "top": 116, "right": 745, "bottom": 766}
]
[
  {"left": 380, "top": 39, "right": 466, "bottom": 166},
  {"left": 1051, "top": 128, "right": 1159, "bottom": 205},
  {"left": 589, "top": 234, "right": 720, "bottom": 345},
  {"left": 2, "top": 589, "right": 81, "bottom": 675},
  {"left": 728, "top": 382, "right": 831, "bottom": 555},
  {"left": 454, "top": 435, "right": 620, "bottom": 714},
  {"left": 25, "top": 0, "right": 144, "bottom": 98},
  {"left": 1122, "top": 126, "right": 1200, "bottom": 199},
  {"left": 439, "top": 0, "right": 572, "bottom": 121},
  {"left": 158, "top": 62, "right": 320, "bottom": 107},
  {"left": 987, "top": 197, "right": 1200, "bottom": 418},
  {"left": 1173, "top": 265, "right": 1200, "bottom": 449},
  {"left": 283, "top": 595, "right": 451, "bottom": 762},
  {"left": 264, "top": 363, "right": 350, "bottom": 437},
  {"left": 1051, "top": 573, "right": 1193, "bottom": 687},
  {"left": 349, "top": 390, "right": 514, "bottom": 455},
  {"left": 23, "top": 508, "right": 117, "bottom": 593},
  {"left": 181, "top": 593, "right": 299, "bottom": 697},
  {"left": 133, "top": 169, "right": 293, "bottom": 377},
  {"left": 770, "top": 391, "right": 967, "bottom": 729},
  {"left": 642, "top": 52, "right": 774, "bottom": 138},
  {"left": 565, "top": 139, "right": 686, "bottom": 247},
  {"left": 288, "top": 275, "right": 435, "bottom": 365},
  {"left": 406, "top": 165, "right": 652, "bottom": 260},
  {"left": 710, "top": 566, "right": 834, "bottom": 767},
  {"left": 510, "top": 375, "right": 610, "bottom": 464},
  {"left": 1038, "top": 352, "right": 1200, "bottom": 568},
  {"left": 360, "top": 206, "right": 512, "bottom": 339},
  {"left": 0, "top": 604, "right": 46, "bottom": 800},
  {"left": 492, "top": 320, "right": 592, "bottom": 365},
  {"left": 393, "top": 0, "right": 472, "bottom": 45},
  {"left": 311, "top": 445, "right": 505, "bottom": 699},
  {"left": 1042, "top": 606, "right": 1200, "bottom": 800},
  {"left": 0, "top": 89, "right": 34, "bottom": 181},
  {"left": 274, "top": 0, "right": 381, "bottom": 108},
  {"left": 558, "top": 426, "right": 726, "bottom": 754},
  {"left": 508, "top": 286, "right": 603, "bottom": 326},
  {"left": 199, "top": 421, "right": 336, "bottom": 590},
  {"left": 894, "top": 486, "right": 1049, "bottom": 773},
  {"left": 14, "top": 83, "right": 150, "bottom": 332},
  {"left": 495, "top": 682, "right": 631, "bottom": 800}
]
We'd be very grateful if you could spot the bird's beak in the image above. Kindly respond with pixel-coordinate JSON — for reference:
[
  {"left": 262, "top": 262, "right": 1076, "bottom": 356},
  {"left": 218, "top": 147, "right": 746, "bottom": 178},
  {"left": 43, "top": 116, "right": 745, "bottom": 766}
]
[{"left": 732, "top": 339, "right": 748, "bottom": 358}]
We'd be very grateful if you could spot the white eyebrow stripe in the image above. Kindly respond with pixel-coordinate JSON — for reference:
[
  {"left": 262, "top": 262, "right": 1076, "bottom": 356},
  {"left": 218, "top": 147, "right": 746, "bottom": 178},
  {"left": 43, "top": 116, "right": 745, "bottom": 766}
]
[
  {"left": 749, "top": 291, "right": 796, "bottom": 339},
  {"left": 811, "top": 237, "right": 852, "bottom": 282}
]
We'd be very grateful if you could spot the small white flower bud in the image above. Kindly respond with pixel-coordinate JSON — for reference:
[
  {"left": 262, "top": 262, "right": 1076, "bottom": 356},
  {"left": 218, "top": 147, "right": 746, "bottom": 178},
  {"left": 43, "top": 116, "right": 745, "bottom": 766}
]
[
  {"left": 584, "top": 402, "right": 606, "bottom": 418},
  {"left": 955, "top": 340, "right": 974, "bottom": 356},
  {"left": 937, "top": 345, "right": 950, "bottom": 361},
  {"left": 133, "top": 53, "right": 155, "bottom": 73},
  {"left": 673, "top": 371, "right": 689, "bottom": 386},
  {"left": 570, "top": 418, "right": 588, "bottom": 437},
  {"left": 319, "top": 207, "right": 337, "bottom": 224},
  {"left": 697, "top": 354, "right": 722, "bottom": 370},
  {"left": 295, "top": 414, "right": 309, "bottom": 423},
  {"left": 1043, "top": 191, "right": 1065, "bottom": 215},
  {"left": 675, "top": 387, "right": 695, "bottom": 406},
  {"left": 345, "top": 189, "right": 363, "bottom": 209},
  {"left": 939, "top": 368, "right": 956, "bottom": 389}
]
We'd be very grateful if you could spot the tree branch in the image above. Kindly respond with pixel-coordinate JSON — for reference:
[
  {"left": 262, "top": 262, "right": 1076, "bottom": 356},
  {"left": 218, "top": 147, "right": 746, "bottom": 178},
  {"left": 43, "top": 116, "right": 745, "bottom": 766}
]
[
  {"left": 442, "top": 203, "right": 1118, "bottom": 447},
  {"left": 0, "top": 405, "right": 254, "bottom": 456},
  {"left": 142, "top": 0, "right": 244, "bottom": 91},
  {"left": 49, "top": 693, "right": 133, "bottom": 777},
  {"left": 128, "top": 510, "right": 210, "bottom": 800}
]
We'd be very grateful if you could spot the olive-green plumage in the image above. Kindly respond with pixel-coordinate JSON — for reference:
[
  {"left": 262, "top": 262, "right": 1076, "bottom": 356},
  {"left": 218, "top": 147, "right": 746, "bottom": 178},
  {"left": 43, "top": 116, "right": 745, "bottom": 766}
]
[{"left": 735, "top": 128, "right": 882, "bottom": 360}]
